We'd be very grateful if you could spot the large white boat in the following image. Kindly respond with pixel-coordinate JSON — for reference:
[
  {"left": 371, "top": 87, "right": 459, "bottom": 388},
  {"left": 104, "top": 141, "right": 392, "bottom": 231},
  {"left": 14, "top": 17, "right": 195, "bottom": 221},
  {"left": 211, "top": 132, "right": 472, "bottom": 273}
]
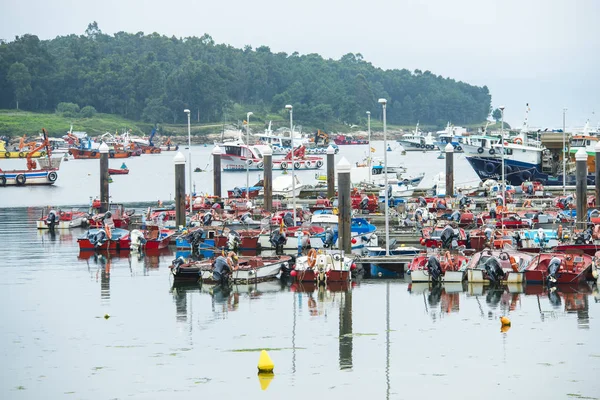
[
  {"left": 397, "top": 123, "right": 438, "bottom": 151},
  {"left": 262, "top": 175, "right": 304, "bottom": 198},
  {"left": 435, "top": 122, "right": 470, "bottom": 152}
]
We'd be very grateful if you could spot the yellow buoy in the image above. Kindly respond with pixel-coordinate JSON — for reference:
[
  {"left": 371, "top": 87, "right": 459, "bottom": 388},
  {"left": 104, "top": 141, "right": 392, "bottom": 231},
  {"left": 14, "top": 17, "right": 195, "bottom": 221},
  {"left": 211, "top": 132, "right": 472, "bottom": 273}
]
[
  {"left": 257, "top": 350, "right": 274, "bottom": 373},
  {"left": 258, "top": 372, "right": 274, "bottom": 391},
  {"left": 104, "top": 314, "right": 110, "bottom": 319},
  {"left": 500, "top": 316, "right": 511, "bottom": 326},
  {"left": 500, "top": 324, "right": 511, "bottom": 333}
]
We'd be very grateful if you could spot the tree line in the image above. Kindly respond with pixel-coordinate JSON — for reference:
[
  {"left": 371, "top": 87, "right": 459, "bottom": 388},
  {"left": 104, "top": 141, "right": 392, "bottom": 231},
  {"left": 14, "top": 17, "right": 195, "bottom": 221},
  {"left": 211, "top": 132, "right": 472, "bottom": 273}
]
[{"left": 0, "top": 22, "right": 492, "bottom": 129}]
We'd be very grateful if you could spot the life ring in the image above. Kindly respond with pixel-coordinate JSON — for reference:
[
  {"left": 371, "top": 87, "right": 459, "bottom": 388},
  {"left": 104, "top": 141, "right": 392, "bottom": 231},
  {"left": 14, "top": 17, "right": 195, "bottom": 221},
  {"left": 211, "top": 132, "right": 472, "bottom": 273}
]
[
  {"left": 484, "top": 162, "right": 496, "bottom": 174},
  {"left": 109, "top": 150, "right": 116, "bottom": 158},
  {"left": 489, "top": 148, "right": 496, "bottom": 155},
  {"left": 19, "top": 151, "right": 25, "bottom": 158},
  {"left": 4, "top": 152, "right": 9, "bottom": 158},
  {"left": 294, "top": 161, "right": 301, "bottom": 169},
  {"left": 520, "top": 170, "right": 532, "bottom": 181},
  {"left": 15, "top": 174, "right": 26, "bottom": 185},
  {"left": 316, "top": 160, "right": 323, "bottom": 168},
  {"left": 456, "top": 146, "right": 462, "bottom": 151},
  {"left": 0, "top": 176, "right": 6, "bottom": 186},
  {"left": 444, "top": 251, "right": 453, "bottom": 270},
  {"left": 90, "top": 151, "right": 97, "bottom": 157},
  {"left": 257, "top": 162, "right": 264, "bottom": 169},
  {"left": 477, "top": 147, "right": 484, "bottom": 154},
  {"left": 557, "top": 224, "right": 563, "bottom": 240},
  {"left": 305, "top": 160, "right": 312, "bottom": 168},
  {"left": 280, "top": 162, "right": 288, "bottom": 170},
  {"left": 513, "top": 138, "right": 523, "bottom": 145},
  {"left": 47, "top": 171, "right": 58, "bottom": 182},
  {"left": 307, "top": 248, "right": 317, "bottom": 268}
]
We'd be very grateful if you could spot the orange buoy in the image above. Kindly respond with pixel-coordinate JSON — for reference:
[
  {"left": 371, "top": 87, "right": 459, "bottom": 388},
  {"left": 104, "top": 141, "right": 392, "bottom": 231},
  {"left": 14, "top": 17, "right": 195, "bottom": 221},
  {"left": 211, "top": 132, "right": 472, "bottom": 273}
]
[{"left": 500, "top": 316, "right": 511, "bottom": 326}]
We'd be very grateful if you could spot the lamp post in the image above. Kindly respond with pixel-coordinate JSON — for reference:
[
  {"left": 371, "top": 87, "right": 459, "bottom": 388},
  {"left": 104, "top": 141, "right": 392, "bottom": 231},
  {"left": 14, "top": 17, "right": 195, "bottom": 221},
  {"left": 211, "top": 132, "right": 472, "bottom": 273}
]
[
  {"left": 245, "top": 111, "right": 253, "bottom": 199},
  {"left": 367, "top": 111, "right": 371, "bottom": 184},
  {"left": 378, "top": 98, "right": 389, "bottom": 256},
  {"left": 563, "top": 107, "right": 567, "bottom": 195},
  {"left": 500, "top": 105, "right": 505, "bottom": 209},
  {"left": 184, "top": 109, "right": 192, "bottom": 213},
  {"left": 286, "top": 104, "right": 296, "bottom": 224}
]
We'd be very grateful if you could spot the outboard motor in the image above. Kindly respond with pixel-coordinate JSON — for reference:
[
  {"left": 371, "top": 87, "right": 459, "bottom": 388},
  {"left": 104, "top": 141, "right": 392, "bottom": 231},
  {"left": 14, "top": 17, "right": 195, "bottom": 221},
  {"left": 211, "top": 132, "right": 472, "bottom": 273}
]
[
  {"left": 360, "top": 196, "right": 369, "bottom": 210},
  {"left": 483, "top": 257, "right": 504, "bottom": 284},
  {"left": 547, "top": 257, "right": 562, "bottom": 284},
  {"left": 88, "top": 229, "right": 108, "bottom": 248},
  {"left": 436, "top": 199, "right": 447, "bottom": 210},
  {"left": 387, "top": 185, "right": 392, "bottom": 198},
  {"left": 323, "top": 228, "right": 335, "bottom": 248},
  {"left": 202, "top": 212, "right": 213, "bottom": 226},
  {"left": 459, "top": 196, "right": 470, "bottom": 209},
  {"left": 418, "top": 196, "right": 427, "bottom": 208},
  {"left": 240, "top": 212, "right": 253, "bottom": 224},
  {"left": 548, "top": 287, "right": 562, "bottom": 308},
  {"left": 426, "top": 256, "right": 443, "bottom": 283},
  {"left": 46, "top": 210, "right": 59, "bottom": 230},
  {"left": 227, "top": 230, "right": 241, "bottom": 253},
  {"left": 270, "top": 230, "right": 287, "bottom": 254},
  {"left": 440, "top": 225, "right": 454, "bottom": 249},
  {"left": 130, "top": 229, "right": 147, "bottom": 251},
  {"left": 283, "top": 212, "right": 294, "bottom": 227},
  {"left": 171, "top": 256, "right": 186, "bottom": 273},
  {"left": 183, "top": 229, "right": 205, "bottom": 259},
  {"left": 233, "top": 187, "right": 242, "bottom": 198},
  {"left": 450, "top": 210, "right": 461, "bottom": 223}
]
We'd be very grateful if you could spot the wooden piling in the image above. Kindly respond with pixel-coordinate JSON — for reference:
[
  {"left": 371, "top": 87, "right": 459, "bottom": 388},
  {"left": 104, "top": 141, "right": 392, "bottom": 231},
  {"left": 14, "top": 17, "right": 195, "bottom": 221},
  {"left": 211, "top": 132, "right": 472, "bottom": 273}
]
[
  {"left": 576, "top": 148, "right": 588, "bottom": 228},
  {"left": 263, "top": 147, "right": 273, "bottom": 212},
  {"left": 445, "top": 143, "right": 454, "bottom": 197},
  {"left": 337, "top": 157, "right": 351, "bottom": 253},
  {"left": 174, "top": 152, "right": 186, "bottom": 227},
  {"left": 212, "top": 146, "right": 222, "bottom": 199},
  {"left": 99, "top": 142, "right": 109, "bottom": 213},
  {"left": 327, "top": 145, "right": 335, "bottom": 199}
]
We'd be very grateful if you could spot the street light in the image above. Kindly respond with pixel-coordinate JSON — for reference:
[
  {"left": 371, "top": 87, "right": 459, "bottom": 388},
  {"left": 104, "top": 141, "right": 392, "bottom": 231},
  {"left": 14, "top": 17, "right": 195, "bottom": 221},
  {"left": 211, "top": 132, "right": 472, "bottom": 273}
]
[
  {"left": 378, "top": 98, "right": 389, "bottom": 256},
  {"left": 563, "top": 107, "right": 567, "bottom": 195},
  {"left": 285, "top": 104, "right": 296, "bottom": 224},
  {"left": 499, "top": 105, "right": 505, "bottom": 210},
  {"left": 245, "top": 111, "right": 253, "bottom": 199},
  {"left": 367, "top": 111, "right": 371, "bottom": 184},
  {"left": 184, "top": 109, "right": 192, "bottom": 214}
]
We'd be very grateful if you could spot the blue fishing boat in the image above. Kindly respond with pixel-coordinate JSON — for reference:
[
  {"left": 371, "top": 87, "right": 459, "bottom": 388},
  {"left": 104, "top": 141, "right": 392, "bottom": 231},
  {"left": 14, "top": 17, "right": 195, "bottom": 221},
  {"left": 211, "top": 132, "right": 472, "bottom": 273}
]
[{"left": 367, "top": 246, "right": 421, "bottom": 278}]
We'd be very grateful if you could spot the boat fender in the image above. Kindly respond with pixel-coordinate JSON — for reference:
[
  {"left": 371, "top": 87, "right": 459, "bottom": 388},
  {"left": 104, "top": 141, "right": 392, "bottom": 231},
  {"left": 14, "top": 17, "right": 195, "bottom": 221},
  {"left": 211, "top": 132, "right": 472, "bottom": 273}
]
[
  {"left": 520, "top": 170, "right": 532, "bottom": 181},
  {"left": 257, "top": 162, "right": 264, "bottom": 169},
  {"left": 316, "top": 160, "right": 323, "bottom": 168},
  {"left": 47, "top": 171, "right": 58, "bottom": 182},
  {"left": 0, "top": 176, "right": 5, "bottom": 186},
  {"left": 91, "top": 151, "right": 97, "bottom": 157},
  {"left": 246, "top": 159, "right": 253, "bottom": 166},
  {"left": 109, "top": 150, "right": 115, "bottom": 158},
  {"left": 15, "top": 174, "right": 26, "bottom": 186},
  {"left": 4, "top": 152, "right": 9, "bottom": 158},
  {"left": 293, "top": 161, "right": 301, "bottom": 169},
  {"left": 305, "top": 160, "right": 312, "bottom": 168},
  {"left": 19, "top": 151, "right": 25, "bottom": 158},
  {"left": 477, "top": 147, "right": 484, "bottom": 154},
  {"left": 280, "top": 162, "right": 288, "bottom": 170},
  {"left": 484, "top": 162, "right": 496, "bottom": 174},
  {"left": 504, "top": 165, "right": 513, "bottom": 175},
  {"left": 40, "top": 151, "right": 46, "bottom": 156},
  {"left": 489, "top": 148, "right": 496, "bottom": 155},
  {"left": 456, "top": 146, "right": 462, "bottom": 151}
]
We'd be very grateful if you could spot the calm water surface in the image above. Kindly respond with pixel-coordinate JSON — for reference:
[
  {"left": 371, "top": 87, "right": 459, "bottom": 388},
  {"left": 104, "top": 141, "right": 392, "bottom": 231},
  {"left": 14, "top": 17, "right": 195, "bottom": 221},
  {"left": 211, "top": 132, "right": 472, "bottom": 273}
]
[{"left": 1, "top": 144, "right": 599, "bottom": 399}]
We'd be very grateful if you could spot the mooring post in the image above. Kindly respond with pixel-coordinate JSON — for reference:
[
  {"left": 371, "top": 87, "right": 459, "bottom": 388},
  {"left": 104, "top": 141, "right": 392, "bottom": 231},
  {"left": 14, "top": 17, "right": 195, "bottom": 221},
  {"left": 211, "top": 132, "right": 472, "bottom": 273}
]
[
  {"left": 337, "top": 157, "right": 352, "bottom": 253},
  {"left": 576, "top": 147, "right": 588, "bottom": 229},
  {"left": 263, "top": 146, "right": 273, "bottom": 213},
  {"left": 174, "top": 151, "right": 186, "bottom": 228},
  {"left": 445, "top": 143, "right": 454, "bottom": 198},
  {"left": 595, "top": 141, "right": 600, "bottom": 208},
  {"left": 212, "top": 145, "right": 222, "bottom": 199},
  {"left": 327, "top": 145, "right": 336, "bottom": 199},
  {"left": 99, "top": 142, "right": 109, "bottom": 213}
]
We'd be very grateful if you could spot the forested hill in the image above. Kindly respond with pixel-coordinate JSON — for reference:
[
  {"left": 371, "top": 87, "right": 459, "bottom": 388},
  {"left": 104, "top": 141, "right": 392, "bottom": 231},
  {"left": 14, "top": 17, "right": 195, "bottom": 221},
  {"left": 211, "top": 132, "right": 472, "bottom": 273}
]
[{"left": 0, "top": 22, "right": 491, "bottom": 128}]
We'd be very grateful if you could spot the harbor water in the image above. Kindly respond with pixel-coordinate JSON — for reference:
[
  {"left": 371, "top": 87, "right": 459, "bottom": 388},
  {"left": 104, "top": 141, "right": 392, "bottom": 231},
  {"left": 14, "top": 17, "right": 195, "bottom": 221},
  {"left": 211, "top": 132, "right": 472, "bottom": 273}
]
[{"left": 1, "top": 143, "right": 599, "bottom": 399}]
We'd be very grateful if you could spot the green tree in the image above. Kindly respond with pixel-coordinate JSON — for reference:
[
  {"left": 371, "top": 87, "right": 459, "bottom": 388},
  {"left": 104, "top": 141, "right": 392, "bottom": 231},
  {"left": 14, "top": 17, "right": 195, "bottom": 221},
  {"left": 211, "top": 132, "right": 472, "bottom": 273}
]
[
  {"left": 492, "top": 108, "right": 502, "bottom": 122},
  {"left": 7, "top": 62, "right": 31, "bottom": 110}
]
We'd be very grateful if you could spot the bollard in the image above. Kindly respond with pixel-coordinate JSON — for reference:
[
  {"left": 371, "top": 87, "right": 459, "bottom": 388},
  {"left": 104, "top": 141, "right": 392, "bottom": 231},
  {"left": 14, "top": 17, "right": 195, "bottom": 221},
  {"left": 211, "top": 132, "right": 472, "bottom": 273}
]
[
  {"left": 445, "top": 143, "right": 454, "bottom": 198},
  {"left": 99, "top": 142, "right": 109, "bottom": 213},
  {"left": 263, "top": 146, "right": 273, "bottom": 213},
  {"left": 212, "top": 145, "right": 222, "bottom": 199},
  {"left": 337, "top": 157, "right": 351, "bottom": 253},
  {"left": 576, "top": 147, "right": 587, "bottom": 229},
  {"left": 327, "top": 145, "right": 336, "bottom": 199},
  {"left": 595, "top": 141, "right": 600, "bottom": 207},
  {"left": 174, "top": 151, "right": 186, "bottom": 227}
]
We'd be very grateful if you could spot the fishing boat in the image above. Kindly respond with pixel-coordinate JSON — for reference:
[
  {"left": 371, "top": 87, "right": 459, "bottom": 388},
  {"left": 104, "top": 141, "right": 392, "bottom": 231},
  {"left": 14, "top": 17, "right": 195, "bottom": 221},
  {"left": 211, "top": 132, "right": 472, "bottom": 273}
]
[
  {"left": 227, "top": 186, "right": 261, "bottom": 199},
  {"left": 169, "top": 254, "right": 293, "bottom": 283},
  {"left": 524, "top": 251, "right": 593, "bottom": 284},
  {"left": 0, "top": 129, "right": 60, "bottom": 186},
  {"left": 396, "top": 123, "right": 438, "bottom": 151},
  {"left": 77, "top": 227, "right": 131, "bottom": 251},
  {"left": 407, "top": 251, "right": 470, "bottom": 283},
  {"left": 108, "top": 167, "right": 129, "bottom": 175},
  {"left": 36, "top": 209, "right": 89, "bottom": 229},
  {"left": 70, "top": 148, "right": 132, "bottom": 159},
  {"left": 292, "top": 249, "right": 354, "bottom": 283},
  {"left": 435, "top": 123, "right": 469, "bottom": 152},
  {"left": 366, "top": 246, "right": 421, "bottom": 278},
  {"left": 264, "top": 174, "right": 304, "bottom": 198},
  {"left": 420, "top": 223, "right": 468, "bottom": 248},
  {"left": 253, "top": 122, "right": 311, "bottom": 155},
  {"left": 333, "top": 134, "right": 368, "bottom": 145},
  {"left": 130, "top": 227, "right": 174, "bottom": 251},
  {"left": 88, "top": 204, "right": 133, "bottom": 229},
  {"left": 0, "top": 135, "right": 47, "bottom": 158},
  {"left": 466, "top": 249, "right": 534, "bottom": 284}
]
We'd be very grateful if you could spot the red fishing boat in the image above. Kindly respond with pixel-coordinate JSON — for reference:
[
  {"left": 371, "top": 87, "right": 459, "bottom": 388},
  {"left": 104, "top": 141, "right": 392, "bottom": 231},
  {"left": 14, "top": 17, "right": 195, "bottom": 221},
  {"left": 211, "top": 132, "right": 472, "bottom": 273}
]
[
  {"left": 407, "top": 250, "right": 469, "bottom": 283},
  {"left": 78, "top": 227, "right": 131, "bottom": 251},
  {"left": 130, "top": 227, "right": 174, "bottom": 251},
  {"left": 420, "top": 224, "right": 467, "bottom": 248},
  {"left": 465, "top": 249, "right": 534, "bottom": 284},
  {"left": 292, "top": 249, "right": 355, "bottom": 283},
  {"left": 108, "top": 168, "right": 129, "bottom": 175},
  {"left": 524, "top": 251, "right": 593, "bottom": 284},
  {"left": 333, "top": 134, "right": 369, "bottom": 145},
  {"left": 70, "top": 148, "right": 132, "bottom": 159},
  {"left": 468, "top": 227, "right": 515, "bottom": 251},
  {"left": 88, "top": 204, "right": 133, "bottom": 229}
]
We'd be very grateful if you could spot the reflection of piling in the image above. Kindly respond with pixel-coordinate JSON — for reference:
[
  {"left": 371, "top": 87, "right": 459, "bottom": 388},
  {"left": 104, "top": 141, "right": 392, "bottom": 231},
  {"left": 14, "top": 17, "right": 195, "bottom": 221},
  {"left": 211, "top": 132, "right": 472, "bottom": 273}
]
[
  {"left": 100, "top": 256, "right": 110, "bottom": 303},
  {"left": 337, "top": 157, "right": 351, "bottom": 253},
  {"left": 339, "top": 289, "right": 353, "bottom": 369},
  {"left": 99, "top": 142, "right": 109, "bottom": 213},
  {"left": 212, "top": 146, "right": 222, "bottom": 198},
  {"left": 576, "top": 148, "right": 587, "bottom": 228},
  {"left": 263, "top": 147, "right": 273, "bottom": 212},
  {"left": 445, "top": 143, "right": 454, "bottom": 197},
  {"left": 595, "top": 141, "right": 600, "bottom": 207},
  {"left": 327, "top": 145, "right": 335, "bottom": 199},
  {"left": 174, "top": 152, "right": 186, "bottom": 227}
]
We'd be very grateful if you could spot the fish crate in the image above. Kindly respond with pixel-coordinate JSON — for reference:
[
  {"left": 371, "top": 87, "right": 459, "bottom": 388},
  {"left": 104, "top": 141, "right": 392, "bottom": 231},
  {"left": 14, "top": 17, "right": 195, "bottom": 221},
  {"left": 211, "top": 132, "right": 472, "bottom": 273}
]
[{"left": 38, "top": 157, "right": 62, "bottom": 170}]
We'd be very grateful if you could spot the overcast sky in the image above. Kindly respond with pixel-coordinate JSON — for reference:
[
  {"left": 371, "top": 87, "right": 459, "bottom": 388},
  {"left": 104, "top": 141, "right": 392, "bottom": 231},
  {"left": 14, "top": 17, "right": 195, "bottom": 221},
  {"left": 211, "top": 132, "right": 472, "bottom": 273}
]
[{"left": 1, "top": 0, "right": 598, "bottom": 129}]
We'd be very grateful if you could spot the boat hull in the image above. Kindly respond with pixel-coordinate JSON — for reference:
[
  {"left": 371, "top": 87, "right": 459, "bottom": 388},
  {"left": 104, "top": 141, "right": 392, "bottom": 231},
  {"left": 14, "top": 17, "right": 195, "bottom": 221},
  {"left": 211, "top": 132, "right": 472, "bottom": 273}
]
[
  {"left": 1, "top": 169, "right": 58, "bottom": 186},
  {"left": 1, "top": 150, "right": 45, "bottom": 159}
]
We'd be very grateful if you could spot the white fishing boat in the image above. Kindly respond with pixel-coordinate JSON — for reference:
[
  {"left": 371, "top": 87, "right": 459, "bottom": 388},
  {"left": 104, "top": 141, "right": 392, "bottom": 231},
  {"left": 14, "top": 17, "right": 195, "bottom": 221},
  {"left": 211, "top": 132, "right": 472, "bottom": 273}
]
[
  {"left": 270, "top": 174, "right": 304, "bottom": 198},
  {"left": 397, "top": 123, "right": 438, "bottom": 151}
]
